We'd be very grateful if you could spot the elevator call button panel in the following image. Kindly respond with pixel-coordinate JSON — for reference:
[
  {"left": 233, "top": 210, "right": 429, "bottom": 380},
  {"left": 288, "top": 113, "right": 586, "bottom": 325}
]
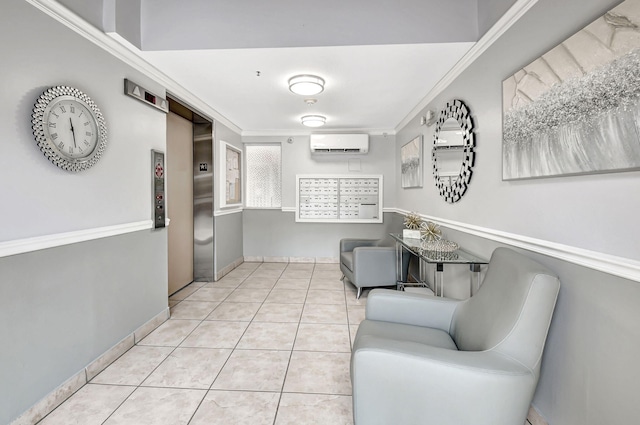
[{"left": 152, "top": 150, "right": 165, "bottom": 229}]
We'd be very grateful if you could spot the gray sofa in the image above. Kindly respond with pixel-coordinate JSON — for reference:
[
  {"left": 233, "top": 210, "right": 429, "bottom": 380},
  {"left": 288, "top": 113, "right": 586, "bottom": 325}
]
[{"left": 350, "top": 247, "right": 560, "bottom": 424}]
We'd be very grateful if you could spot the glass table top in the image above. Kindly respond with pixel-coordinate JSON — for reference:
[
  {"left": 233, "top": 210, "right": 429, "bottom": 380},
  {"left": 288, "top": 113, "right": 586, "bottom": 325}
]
[{"left": 390, "top": 233, "right": 488, "bottom": 265}]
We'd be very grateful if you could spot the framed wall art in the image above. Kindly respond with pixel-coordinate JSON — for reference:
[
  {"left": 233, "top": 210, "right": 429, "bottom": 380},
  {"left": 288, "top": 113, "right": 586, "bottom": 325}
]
[
  {"left": 401, "top": 135, "right": 423, "bottom": 188},
  {"left": 502, "top": 0, "right": 640, "bottom": 180},
  {"left": 220, "top": 141, "right": 242, "bottom": 208}
]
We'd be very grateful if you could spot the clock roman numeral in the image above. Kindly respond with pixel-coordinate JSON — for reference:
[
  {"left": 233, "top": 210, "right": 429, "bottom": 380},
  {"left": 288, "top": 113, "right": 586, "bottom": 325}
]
[
  {"left": 68, "top": 146, "right": 73, "bottom": 154},
  {"left": 83, "top": 141, "right": 90, "bottom": 147},
  {"left": 48, "top": 123, "right": 56, "bottom": 128},
  {"left": 86, "top": 132, "right": 92, "bottom": 137},
  {"left": 70, "top": 106, "right": 75, "bottom": 114},
  {"left": 84, "top": 122, "right": 90, "bottom": 126},
  {"left": 58, "top": 142, "right": 64, "bottom": 149},
  {"left": 51, "top": 133, "right": 58, "bottom": 140},
  {"left": 59, "top": 106, "right": 66, "bottom": 113},
  {"left": 51, "top": 112, "right": 59, "bottom": 119}
]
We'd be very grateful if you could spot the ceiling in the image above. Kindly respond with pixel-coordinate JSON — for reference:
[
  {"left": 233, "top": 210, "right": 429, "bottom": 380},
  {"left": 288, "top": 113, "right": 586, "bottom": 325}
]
[{"left": 59, "top": 0, "right": 517, "bottom": 135}]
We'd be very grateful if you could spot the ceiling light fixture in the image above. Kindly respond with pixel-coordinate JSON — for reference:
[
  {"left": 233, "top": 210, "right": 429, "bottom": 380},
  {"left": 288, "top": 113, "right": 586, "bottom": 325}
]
[
  {"left": 289, "top": 74, "right": 325, "bottom": 96},
  {"left": 301, "top": 115, "right": 326, "bottom": 127}
]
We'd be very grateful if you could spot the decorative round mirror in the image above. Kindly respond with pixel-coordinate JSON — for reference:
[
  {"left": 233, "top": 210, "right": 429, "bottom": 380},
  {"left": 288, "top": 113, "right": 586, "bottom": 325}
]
[{"left": 432, "top": 99, "right": 475, "bottom": 203}]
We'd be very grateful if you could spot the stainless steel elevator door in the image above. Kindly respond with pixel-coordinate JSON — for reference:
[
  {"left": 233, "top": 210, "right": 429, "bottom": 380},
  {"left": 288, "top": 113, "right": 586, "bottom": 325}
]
[
  {"left": 167, "top": 112, "right": 194, "bottom": 295},
  {"left": 193, "top": 120, "right": 214, "bottom": 281}
]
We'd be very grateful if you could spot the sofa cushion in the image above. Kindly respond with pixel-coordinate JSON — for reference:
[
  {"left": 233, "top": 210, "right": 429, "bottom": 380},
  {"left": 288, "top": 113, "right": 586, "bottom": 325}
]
[
  {"left": 355, "top": 319, "right": 458, "bottom": 351},
  {"left": 341, "top": 252, "right": 354, "bottom": 272}
]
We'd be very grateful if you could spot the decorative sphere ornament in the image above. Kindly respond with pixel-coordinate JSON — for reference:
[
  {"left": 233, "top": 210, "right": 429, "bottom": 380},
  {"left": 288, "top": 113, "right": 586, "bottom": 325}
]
[
  {"left": 404, "top": 212, "right": 423, "bottom": 230},
  {"left": 420, "top": 221, "right": 442, "bottom": 242}
]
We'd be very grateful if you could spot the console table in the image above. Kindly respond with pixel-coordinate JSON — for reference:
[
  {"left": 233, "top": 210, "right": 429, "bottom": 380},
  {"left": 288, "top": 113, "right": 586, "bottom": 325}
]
[{"left": 390, "top": 233, "right": 488, "bottom": 297}]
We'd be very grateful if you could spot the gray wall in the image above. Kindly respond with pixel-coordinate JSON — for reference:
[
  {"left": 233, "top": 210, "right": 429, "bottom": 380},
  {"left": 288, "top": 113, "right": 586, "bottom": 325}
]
[
  {"left": 214, "top": 122, "right": 244, "bottom": 273},
  {"left": 0, "top": 230, "right": 167, "bottom": 424},
  {"left": 215, "top": 211, "right": 244, "bottom": 270},
  {"left": 477, "top": 0, "right": 519, "bottom": 36},
  {"left": 243, "top": 211, "right": 403, "bottom": 258},
  {"left": 0, "top": 2, "right": 168, "bottom": 422},
  {"left": 395, "top": 0, "right": 639, "bottom": 423},
  {"left": 242, "top": 134, "right": 398, "bottom": 259}
]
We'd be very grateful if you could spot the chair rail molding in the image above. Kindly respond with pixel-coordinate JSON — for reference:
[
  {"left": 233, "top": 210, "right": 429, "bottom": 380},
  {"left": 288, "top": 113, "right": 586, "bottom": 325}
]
[
  {"left": 0, "top": 220, "right": 154, "bottom": 258},
  {"left": 214, "top": 208, "right": 244, "bottom": 217},
  {"left": 393, "top": 209, "right": 640, "bottom": 283}
]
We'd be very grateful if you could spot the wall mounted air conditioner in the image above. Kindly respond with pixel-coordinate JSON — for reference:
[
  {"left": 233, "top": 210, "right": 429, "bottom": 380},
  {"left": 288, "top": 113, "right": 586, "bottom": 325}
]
[{"left": 310, "top": 134, "right": 369, "bottom": 154}]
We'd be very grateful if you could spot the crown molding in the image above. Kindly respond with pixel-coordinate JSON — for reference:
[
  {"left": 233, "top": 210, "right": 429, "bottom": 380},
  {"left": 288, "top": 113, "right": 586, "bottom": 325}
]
[
  {"left": 395, "top": 0, "right": 540, "bottom": 132},
  {"left": 24, "top": 0, "right": 242, "bottom": 134}
]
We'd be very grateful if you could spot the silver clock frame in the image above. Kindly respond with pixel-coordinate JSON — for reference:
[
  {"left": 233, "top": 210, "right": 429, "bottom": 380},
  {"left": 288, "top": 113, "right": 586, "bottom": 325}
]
[{"left": 32, "top": 85, "right": 107, "bottom": 172}]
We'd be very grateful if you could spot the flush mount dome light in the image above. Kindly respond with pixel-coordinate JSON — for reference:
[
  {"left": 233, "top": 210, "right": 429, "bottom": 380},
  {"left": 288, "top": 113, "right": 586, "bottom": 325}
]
[
  {"left": 289, "top": 74, "right": 325, "bottom": 95},
  {"left": 301, "top": 115, "right": 326, "bottom": 127}
]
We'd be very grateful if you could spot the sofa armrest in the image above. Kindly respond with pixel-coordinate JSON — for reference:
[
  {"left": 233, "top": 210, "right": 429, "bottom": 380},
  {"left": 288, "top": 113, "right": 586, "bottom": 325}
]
[
  {"left": 340, "top": 238, "right": 378, "bottom": 253},
  {"left": 365, "top": 289, "right": 461, "bottom": 332},
  {"left": 350, "top": 246, "right": 397, "bottom": 287},
  {"left": 352, "top": 338, "right": 534, "bottom": 425}
]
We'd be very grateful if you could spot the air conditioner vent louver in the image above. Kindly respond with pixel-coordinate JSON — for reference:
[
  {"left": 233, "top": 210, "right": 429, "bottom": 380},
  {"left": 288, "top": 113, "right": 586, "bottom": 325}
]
[
  {"left": 310, "top": 134, "right": 369, "bottom": 154},
  {"left": 314, "top": 148, "right": 362, "bottom": 153}
]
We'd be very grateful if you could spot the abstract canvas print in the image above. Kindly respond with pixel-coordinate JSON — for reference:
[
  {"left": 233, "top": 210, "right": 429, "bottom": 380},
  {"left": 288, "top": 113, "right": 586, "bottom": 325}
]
[
  {"left": 502, "top": 0, "right": 640, "bottom": 180},
  {"left": 401, "top": 135, "right": 423, "bottom": 188}
]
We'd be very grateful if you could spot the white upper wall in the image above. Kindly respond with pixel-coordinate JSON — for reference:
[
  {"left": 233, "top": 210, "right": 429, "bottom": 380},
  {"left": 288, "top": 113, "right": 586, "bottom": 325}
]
[
  {"left": 0, "top": 0, "right": 166, "bottom": 241},
  {"left": 244, "top": 134, "right": 397, "bottom": 209}
]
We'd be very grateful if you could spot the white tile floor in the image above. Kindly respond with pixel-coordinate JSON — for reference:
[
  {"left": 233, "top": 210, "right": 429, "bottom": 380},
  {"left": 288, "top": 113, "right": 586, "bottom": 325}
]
[{"left": 37, "top": 262, "right": 366, "bottom": 425}]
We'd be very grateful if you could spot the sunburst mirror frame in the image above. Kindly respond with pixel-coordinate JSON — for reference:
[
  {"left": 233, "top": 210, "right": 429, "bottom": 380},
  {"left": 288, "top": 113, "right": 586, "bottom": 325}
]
[{"left": 432, "top": 99, "right": 476, "bottom": 203}]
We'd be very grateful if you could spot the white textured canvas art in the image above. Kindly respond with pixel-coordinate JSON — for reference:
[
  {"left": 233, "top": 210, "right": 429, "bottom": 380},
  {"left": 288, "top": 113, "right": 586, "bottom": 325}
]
[
  {"left": 502, "top": 0, "right": 640, "bottom": 180},
  {"left": 401, "top": 136, "right": 423, "bottom": 188}
]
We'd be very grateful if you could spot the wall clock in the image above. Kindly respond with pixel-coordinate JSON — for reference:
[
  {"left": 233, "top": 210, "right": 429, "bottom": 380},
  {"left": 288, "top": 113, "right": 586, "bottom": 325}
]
[{"left": 32, "top": 85, "right": 107, "bottom": 172}]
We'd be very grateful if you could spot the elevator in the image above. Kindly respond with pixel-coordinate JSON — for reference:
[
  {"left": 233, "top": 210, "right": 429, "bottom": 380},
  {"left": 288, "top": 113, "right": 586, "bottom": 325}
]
[
  {"left": 193, "top": 115, "right": 215, "bottom": 281},
  {"left": 167, "top": 99, "right": 215, "bottom": 294}
]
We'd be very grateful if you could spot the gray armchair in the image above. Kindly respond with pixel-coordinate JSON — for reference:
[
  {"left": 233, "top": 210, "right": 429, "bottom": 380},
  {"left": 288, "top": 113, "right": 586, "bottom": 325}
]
[
  {"left": 351, "top": 247, "right": 560, "bottom": 425},
  {"left": 340, "top": 238, "right": 406, "bottom": 299}
]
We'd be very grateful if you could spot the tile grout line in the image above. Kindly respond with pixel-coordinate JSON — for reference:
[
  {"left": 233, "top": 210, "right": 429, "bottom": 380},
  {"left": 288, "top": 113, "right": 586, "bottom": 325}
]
[
  {"left": 272, "top": 263, "right": 312, "bottom": 425},
  {"left": 42, "top": 262, "right": 353, "bottom": 424},
  {"left": 185, "top": 263, "right": 262, "bottom": 425},
  {"left": 139, "top": 271, "right": 254, "bottom": 425},
  {"left": 109, "top": 267, "right": 258, "bottom": 425}
]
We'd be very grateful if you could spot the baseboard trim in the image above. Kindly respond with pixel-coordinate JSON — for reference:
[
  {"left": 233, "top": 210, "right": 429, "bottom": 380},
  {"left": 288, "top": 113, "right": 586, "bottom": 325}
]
[
  {"left": 527, "top": 405, "right": 549, "bottom": 425},
  {"left": 215, "top": 257, "right": 245, "bottom": 280},
  {"left": 10, "top": 370, "right": 86, "bottom": 425},
  {"left": 0, "top": 220, "right": 154, "bottom": 259},
  {"left": 11, "top": 308, "right": 169, "bottom": 425},
  {"left": 243, "top": 256, "right": 339, "bottom": 264}
]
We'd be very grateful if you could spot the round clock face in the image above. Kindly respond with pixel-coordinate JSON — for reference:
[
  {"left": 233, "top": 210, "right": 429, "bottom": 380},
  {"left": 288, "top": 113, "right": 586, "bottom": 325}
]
[{"left": 32, "top": 86, "right": 107, "bottom": 172}]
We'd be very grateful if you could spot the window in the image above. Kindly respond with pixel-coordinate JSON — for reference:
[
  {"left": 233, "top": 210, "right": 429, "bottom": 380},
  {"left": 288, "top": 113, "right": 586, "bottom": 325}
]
[{"left": 245, "top": 144, "right": 281, "bottom": 208}]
